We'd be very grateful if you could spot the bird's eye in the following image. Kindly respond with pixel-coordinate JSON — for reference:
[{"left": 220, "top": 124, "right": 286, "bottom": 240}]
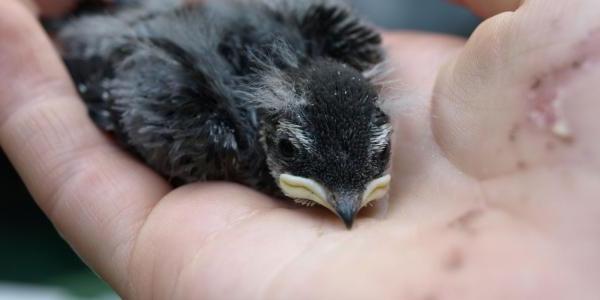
[{"left": 278, "top": 138, "right": 297, "bottom": 158}]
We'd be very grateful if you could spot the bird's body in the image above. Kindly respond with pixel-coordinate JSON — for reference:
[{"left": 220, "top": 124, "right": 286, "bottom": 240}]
[{"left": 58, "top": 0, "right": 391, "bottom": 227}]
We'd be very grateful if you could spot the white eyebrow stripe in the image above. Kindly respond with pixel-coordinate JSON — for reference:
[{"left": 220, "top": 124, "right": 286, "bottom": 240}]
[
  {"left": 279, "top": 121, "right": 314, "bottom": 150},
  {"left": 370, "top": 123, "right": 392, "bottom": 153}
]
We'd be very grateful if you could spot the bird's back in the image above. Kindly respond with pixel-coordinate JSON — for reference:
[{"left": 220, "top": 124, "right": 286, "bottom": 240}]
[{"left": 58, "top": 2, "right": 292, "bottom": 186}]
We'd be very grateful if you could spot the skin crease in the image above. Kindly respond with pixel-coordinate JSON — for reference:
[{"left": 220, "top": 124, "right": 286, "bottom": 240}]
[{"left": 1, "top": 0, "right": 600, "bottom": 298}]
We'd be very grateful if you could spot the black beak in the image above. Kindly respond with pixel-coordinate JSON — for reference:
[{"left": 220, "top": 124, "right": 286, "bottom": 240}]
[
  {"left": 334, "top": 194, "right": 362, "bottom": 229},
  {"left": 339, "top": 210, "right": 355, "bottom": 229}
]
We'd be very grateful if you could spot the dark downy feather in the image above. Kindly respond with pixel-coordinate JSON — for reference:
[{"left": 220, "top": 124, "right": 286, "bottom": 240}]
[{"left": 56, "top": 0, "right": 385, "bottom": 194}]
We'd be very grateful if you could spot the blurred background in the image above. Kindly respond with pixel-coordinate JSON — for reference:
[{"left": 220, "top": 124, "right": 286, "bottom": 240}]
[{"left": 0, "top": 0, "right": 479, "bottom": 299}]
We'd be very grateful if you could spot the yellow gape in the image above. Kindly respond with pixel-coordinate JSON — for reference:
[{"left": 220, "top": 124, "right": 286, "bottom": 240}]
[
  {"left": 278, "top": 174, "right": 334, "bottom": 212},
  {"left": 278, "top": 173, "right": 391, "bottom": 213},
  {"left": 362, "top": 175, "right": 391, "bottom": 208}
]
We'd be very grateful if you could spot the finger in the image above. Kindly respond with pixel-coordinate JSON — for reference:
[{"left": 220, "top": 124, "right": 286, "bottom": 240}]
[
  {"left": 432, "top": 0, "right": 600, "bottom": 179},
  {"left": 452, "top": 0, "right": 521, "bottom": 18},
  {"left": 0, "top": 0, "right": 170, "bottom": 294},
  {"left": 21, "top": 0, "right": 77, "bottom": 17},
  {"left": 36, "top": 0, "right": 77, "bottom": 16},
  {"left": 379, "top": 32, "right": 478, "bottom": 216}
]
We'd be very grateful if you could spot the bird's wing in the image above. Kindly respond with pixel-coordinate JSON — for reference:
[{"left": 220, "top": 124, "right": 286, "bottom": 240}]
[
  {"left": 296, "top": 1, "right": 384, "bottom": 72},
  {"left": 58, "top": 14, "right": 133, "bottom": 131},
  {"left": 103, "top": 37, "right": 262, "bottom": 184},
  {"left": 58, "top": 6, "right": 267, "bottom": 185},
  {"left": 57, "top": 6, "right": 184, "bottom": 131}
]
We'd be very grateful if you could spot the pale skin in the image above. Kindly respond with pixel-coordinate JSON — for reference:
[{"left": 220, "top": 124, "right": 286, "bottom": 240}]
[{"left": 1, "top": 0, "right": 599, "bottom": 299}]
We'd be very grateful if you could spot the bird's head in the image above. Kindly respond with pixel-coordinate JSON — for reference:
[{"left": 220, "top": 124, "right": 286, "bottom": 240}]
[{"left": 254, "top": 59, "right": 392, "bottom": 228}]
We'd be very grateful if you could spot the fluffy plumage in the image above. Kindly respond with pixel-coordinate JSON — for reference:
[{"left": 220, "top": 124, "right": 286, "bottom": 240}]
[{"left": 57, "top": 0, "right": 391, "bottom": 227}]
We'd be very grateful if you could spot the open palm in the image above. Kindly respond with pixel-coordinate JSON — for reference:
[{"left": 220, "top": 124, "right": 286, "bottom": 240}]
[{"left": 2, "top": 0, "right": 599, "bottom": 299}]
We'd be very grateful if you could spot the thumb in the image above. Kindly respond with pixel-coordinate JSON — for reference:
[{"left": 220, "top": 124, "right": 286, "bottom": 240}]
[
  {"left": 453, "top": 0, "right": 521, "bottom": 18},
  {"left": 432, "top": 0, "right": 600, "bottom": 179},
  {"left": 22, "top": 0, "right": 77, "bottom": 17}
]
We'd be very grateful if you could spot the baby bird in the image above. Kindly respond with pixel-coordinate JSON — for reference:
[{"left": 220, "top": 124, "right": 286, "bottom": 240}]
[{"left": 57, "top": 0, "right": 392, "bottom": 228}]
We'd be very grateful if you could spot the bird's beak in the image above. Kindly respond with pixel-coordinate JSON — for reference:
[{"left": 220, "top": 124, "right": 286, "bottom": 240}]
[
  {"left": 334, "top": 174, "right": 391, "bottom": 229},
  {"left": 332, "top": 193, "right": 362, "bottom": 229},
  {"left": 278, "top": 174, "right": 391, "bottom": 229}
]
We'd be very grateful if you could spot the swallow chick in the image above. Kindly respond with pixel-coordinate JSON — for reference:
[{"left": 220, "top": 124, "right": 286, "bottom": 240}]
[{"left": 57, "top": 0, "right": 392, "bottom": 228}]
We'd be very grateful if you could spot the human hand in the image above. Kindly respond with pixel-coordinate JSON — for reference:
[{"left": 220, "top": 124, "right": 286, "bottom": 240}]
[{"left": 1, "top": 0, "right": 599, "bottom": 299}]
